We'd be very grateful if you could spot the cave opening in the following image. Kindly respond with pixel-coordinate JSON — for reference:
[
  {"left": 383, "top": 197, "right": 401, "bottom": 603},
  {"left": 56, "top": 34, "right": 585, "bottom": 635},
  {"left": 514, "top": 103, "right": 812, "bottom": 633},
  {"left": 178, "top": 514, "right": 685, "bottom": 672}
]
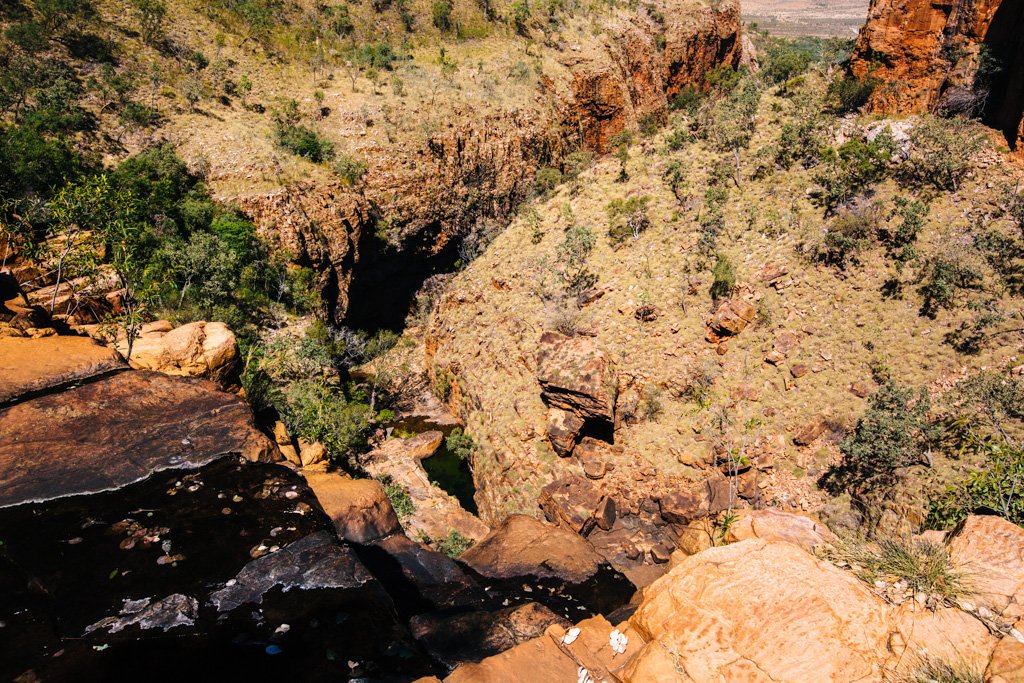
[
  {"left": 341, "top": 221, "right": 462, "bottom": 333},
  {"left": 981, "top": 1, "right": 1024, "bottom": 149},
  {"left": 578, "top": 415, "right": 616, "bottom": 445}
]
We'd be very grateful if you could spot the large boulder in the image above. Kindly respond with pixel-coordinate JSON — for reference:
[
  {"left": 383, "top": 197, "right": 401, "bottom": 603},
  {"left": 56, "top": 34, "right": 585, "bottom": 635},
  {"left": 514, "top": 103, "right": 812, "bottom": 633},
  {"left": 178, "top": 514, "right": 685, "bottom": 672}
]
[
  {"left": 0, "top": 370, "right": 277, "bottom": 508},
  {"left": 0, "top": 335, "right": 126, "bottom": 404},
  {"left": 303, "top": 473, "right": 402, "bottom": 544},
  {"left": 705, "top": 298, "right": 755, "bottom": 341},
  {"left": 536, "top": 331, "right": 617, "bottom": 423},
  {"left": 460, "top": 514, "right": 606, "bottom": 584},
  {"left": 626, "top": 540, "right": 892, "bottom": 681},
  {"left": 946, "top": 514, "right": 1024, "bottom": 620},
  {"left": 119, "top": 321, "right": 240, "bottom": 388}
]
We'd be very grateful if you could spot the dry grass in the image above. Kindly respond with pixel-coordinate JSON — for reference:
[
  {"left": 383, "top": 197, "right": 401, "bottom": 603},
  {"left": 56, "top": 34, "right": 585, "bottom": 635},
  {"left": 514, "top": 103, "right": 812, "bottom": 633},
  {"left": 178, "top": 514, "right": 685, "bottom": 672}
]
[
  {"left": 424, "top": 68, "right": 1024, "bottom": 517},
  {"left": 827, "top": 536, "right": 971, "bottom": 603}
]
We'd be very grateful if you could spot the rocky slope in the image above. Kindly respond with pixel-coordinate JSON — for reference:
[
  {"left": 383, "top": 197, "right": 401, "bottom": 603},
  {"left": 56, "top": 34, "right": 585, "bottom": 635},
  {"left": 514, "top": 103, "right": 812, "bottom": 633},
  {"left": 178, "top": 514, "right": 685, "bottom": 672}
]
[
  {"left": 443, "top": 512, "right": 1024, "bottom": 682},
  {"left": 850, "top": 0, "right": 1024, "bottom": 149}
]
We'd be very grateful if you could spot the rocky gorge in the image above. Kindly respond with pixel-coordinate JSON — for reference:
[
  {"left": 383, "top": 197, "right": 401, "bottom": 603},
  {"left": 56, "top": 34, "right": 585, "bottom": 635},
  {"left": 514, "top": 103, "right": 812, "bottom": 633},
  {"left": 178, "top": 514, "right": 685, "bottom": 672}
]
[{"left": 4, "top": 0, "right": 1024, "bottom": 679}]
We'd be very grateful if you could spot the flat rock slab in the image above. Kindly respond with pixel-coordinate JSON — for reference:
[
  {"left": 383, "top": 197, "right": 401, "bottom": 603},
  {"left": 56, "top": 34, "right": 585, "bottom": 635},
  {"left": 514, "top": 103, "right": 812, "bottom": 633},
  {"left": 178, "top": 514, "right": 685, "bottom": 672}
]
[
  {"left": 0, "top": 370, "right": 277, "bottom": 508},
  {"left": 0, "top": 335, "right": 126, "bottom": 405}
]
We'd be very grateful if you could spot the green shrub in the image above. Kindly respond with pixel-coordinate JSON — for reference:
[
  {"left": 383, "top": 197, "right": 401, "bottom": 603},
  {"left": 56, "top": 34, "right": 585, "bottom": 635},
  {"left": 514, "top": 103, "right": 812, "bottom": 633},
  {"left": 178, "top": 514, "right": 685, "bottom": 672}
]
[
  {"left": 709, "top": 254, "right": 735, "bottom": 301},
  {"left": 432, "top": 0, "right": 453, "bottom": 31},
  {"left": 334, "top": 153, "right": 368, "bottom": 185},
  {"left": 274, "top": 122, "right": 334, "bottom": 163},
  {"left": 812, "top": 205, "right": 880, "bottom": 268},
  {"left": 381, "top": 476, "right": 415, "bottom": 520},
  {"left": 762, "top": 43, "right": 811, "bottom": 85},
  {"left": 510, "top": 0, "right": 530, "bottom": 34},
  {"left": 557, "top": 225, "right": 597, "bottom": 299},
  {"left": 814, "top": 134, "right": 895, "bottom": 211},
  {"left": 282, "top": 379, "right": 375, "bottom": 459},
  {"left": 669, "top": 86, "right": 703, "bottom": 116},
  {"left": 436, "top": 530, "right": 473, "bottom": 558},
  {"left": 606, "top": 195, "right": 650, "bottom": 245},
  {"left": 446, "top": 427, "right": 476, "bottom": 461},
  {"left": 833, "top": 382, "right": 935, "bottom": 488},
  {"left": 906, "top": 115, "right": 987, "bottom": 192},
  {"left": 827, "top": 74, "right": 876, "bottom": 113},
  {"left": 918, "top": 243, "right": 984, "bottom": 317},
  {"left": 533, "top": 166, "right": 562, "bottom": 196}
]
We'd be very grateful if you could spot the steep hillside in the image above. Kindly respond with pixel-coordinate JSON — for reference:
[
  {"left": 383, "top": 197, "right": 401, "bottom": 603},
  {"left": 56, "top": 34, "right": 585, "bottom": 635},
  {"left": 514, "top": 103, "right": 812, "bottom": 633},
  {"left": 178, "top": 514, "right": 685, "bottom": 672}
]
[
  {"left": 420, "top": 52, "right": 1024, "bottom": 581},
  {"left": 0, "top": 0, "right": 745, "bottom": 327}
]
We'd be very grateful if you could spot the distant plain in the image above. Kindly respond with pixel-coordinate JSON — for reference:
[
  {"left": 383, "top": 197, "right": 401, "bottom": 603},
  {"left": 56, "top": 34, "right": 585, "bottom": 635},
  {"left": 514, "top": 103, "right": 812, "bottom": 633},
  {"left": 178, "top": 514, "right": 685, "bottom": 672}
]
[{"left": 743, "top": 0, "right": 869, "bottom": 37}]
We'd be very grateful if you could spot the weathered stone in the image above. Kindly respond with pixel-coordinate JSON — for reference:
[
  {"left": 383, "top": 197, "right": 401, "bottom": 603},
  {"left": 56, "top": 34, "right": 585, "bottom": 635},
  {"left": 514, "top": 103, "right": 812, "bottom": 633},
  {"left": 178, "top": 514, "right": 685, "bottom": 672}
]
[
  {"left": 298, "top": 438, "right": 328, "bottom": 467},
  {"left": 0, "top": 335, "right": 126, "bottom": 404},
  {"left": 374, "top": 533, "right": 484, "bottom": 609},
  {"left": 658, "top": 488, "right": 708, "bottom": 525},
  {"left": 987, "top": 619, "right": 1024, "bottom": 683},
  {"left": 545, "top": 407, "right": 584, "bottom": 457},
  {"left": 539, "top": 474, "right": 604, "bottom": 535},
  {"left": 722, "top": 509, "right": 837, "bottom": 552},
  {"left": 594, "top": 496, "right": 616, "bottom": 531},
  {"left": 0, "top": 370, "right": 277, "bottom": 508},
  {"left": 706, "top": 299, "right": 756, "bottom": 339},
  {"left": 209, "top": 531, "right": 374, "bottom": 612},
  {"left": 460, "top": 514, "right": 605, "bottom": 583},
  {"left": 946, "top": 515, "right": 1024, "bottom": 619},
  {"left": 118, "top": 321, "right": 240, "bottom": 388},
  {"left": 303, "top": 473, "right": 401, "bottom": 544},
  {"left": 793, "top": 415, "right": 828, "bottom": 446},
  {"left": 536, "top": 331, "right": 617, "bottom": 422},
  {"left": 626, "top": 540, "right": 891, "bottom": 682},
  {"left": 411, "top": 602, "right": 569, "bottom": 672}
]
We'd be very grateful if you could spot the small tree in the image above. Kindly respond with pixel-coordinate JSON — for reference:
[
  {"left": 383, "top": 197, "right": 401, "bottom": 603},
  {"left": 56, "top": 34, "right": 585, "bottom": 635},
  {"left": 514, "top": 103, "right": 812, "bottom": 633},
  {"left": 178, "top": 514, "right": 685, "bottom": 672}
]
[
  {"left": 907, "top": 115, "right": 987, "bottom": 192},
  {"left": 131, "top": 0, "right": 167, "bottom": 45},
  {"left": 709, "top": 254, "right": 735, "bottom": 302},
  {"left": 511, "top": 0, "right": 530, "bottom": 34},
  {"left": 838, "top": 381, "right": 935, "bottom": 487},
  {"left": 556, "top": 225, "right": 597, "bottom": 301},
  {"left": 432, "top": 0, "right": 453, "bottom": 31}
]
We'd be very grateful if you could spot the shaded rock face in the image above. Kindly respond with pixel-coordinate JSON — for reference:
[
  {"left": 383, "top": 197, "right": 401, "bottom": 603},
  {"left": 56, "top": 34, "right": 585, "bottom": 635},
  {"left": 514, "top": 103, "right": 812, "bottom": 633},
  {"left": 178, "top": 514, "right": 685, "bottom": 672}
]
[
  {"left": 0, "top": 459, "right": 427, "bottom": 682},
  {"left": 460, "top": 514, "right": 607, "bottom": 584},
  {"left": 410, "top": 602, "right": 570, "bottom": 672},
  {"left": 303, "top": 474, "right": 403, "bottom": 544},
  {"left": 236, "top": 184, "right": 368, "bottom": 325},
  {"left": 537, "top": 331, "right": 617, "bottom": 430},
  {"left": 851, "top": 0, "right": 1024, "bottom": 149},
  {"left": 0, "top": 370, "right": 278, "bottom": 508}
]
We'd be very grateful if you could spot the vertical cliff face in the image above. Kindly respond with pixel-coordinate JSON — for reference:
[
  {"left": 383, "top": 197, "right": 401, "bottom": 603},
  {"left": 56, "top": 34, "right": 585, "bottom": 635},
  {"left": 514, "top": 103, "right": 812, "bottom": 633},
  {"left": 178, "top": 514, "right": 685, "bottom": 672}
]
[
  {"left": 553, "top": 0, "right": 742, "bottom": 154},
  {"left": 850, "top": 0, "right": 1024, "bottom": 149}
]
